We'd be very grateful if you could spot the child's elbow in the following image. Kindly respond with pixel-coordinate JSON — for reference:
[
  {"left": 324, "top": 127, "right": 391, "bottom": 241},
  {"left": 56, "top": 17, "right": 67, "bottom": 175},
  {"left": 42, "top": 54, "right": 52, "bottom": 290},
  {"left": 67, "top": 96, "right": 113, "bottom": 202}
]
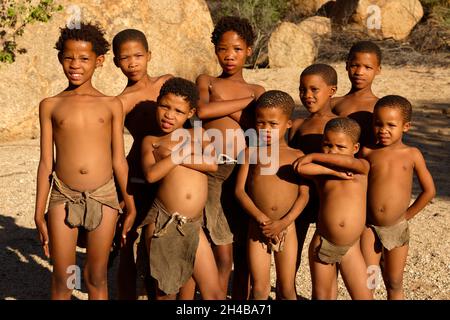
[
  {"left": 144, "top": 170, "right": 158, "bottom": 184},
  {"left": 210, "top": 163, "right": 218, "bottom": 172}
]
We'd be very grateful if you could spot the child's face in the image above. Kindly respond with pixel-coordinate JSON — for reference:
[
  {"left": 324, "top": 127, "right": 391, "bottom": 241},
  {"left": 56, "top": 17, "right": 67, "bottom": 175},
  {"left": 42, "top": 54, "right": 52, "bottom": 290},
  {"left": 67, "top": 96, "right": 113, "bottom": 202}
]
[
  {"left": 346, "top": 52, "right": 380, "bottom": 90},
  {"left": 322, "top": 130, "right": 359, "bottom": 156},
  {"left": 255, "top": 107, "right": 292, "bottom": 146},
  {"left": 60, "top": 40, "right": 104, "bottom": 86},
  {"left": 299, "top": 74, "right": 336, "bottom": 114},
  {"left": 115, "top": 40, "right": 150, "bottom": 82},
  {"left": 156, "top": 93, "right": 195, "bottom": 133},
  {"left": 373, "top": 107, "right": 410, "bottom": 147},
  {"left": 215, "top": 31, "right": 251, "bottom": 75}
]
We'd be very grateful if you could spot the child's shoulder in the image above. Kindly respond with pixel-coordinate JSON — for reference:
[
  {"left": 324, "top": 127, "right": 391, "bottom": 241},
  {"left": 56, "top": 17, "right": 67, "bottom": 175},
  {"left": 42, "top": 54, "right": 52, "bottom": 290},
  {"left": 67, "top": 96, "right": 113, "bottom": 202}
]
[
  {"left": 195, "top": 73, "right": 215, "bottom": 85},
  {"left": 248, "top": 82, "right": 265, "bottom": 97}
]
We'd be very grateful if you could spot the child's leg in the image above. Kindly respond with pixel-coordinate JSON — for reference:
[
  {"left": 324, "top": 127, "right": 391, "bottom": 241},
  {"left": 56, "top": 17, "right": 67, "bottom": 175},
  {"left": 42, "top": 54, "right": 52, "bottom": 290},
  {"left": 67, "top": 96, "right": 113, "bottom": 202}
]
[
  {"left": 309, "top": 233, "right": 338, "bottom": 300},
  {"left": 212, "top": 243, "right": 233, "bottom": 297},
  {"left": 84, "top": 206, "right": 118, "bottom": 300},
  {"left": 47, "top": 204, "right": 79, "bottom": 300},
  {"left": 143, "top": 222, "right": 157, "bottom": 298},
  {"left": 178, "top": 277, "right": 196, "bottom": 300},
  {"left": 339, "top": 240, "right": 373, "bottom": 300},
  {"left": 231, "top": 240, "right": 250, "bottom": 300},
  {"left": 382, "top": 244, "right": 409, "bottom": 300},
  {"left": 117, "top": 225, "right": 139, "bottom": 300},
  {"left": 247, "top": 235, "right": 272, "bottom": 300},
  {"left": 360, "top": 226, "right": 382, "bottom": 293},
  {"left": 274, "top": 225, "right": 298, "bottom": 300},
  {"left": 193, "top": 228, "right": 225, "bottom": 300}
]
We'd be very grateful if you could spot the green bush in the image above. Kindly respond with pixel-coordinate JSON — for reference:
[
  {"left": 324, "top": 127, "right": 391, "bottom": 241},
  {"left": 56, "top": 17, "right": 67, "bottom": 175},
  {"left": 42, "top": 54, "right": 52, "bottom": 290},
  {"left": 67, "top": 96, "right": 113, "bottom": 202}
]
[{"left": 0, "top": 0, "right": 63, "bottom": 64}]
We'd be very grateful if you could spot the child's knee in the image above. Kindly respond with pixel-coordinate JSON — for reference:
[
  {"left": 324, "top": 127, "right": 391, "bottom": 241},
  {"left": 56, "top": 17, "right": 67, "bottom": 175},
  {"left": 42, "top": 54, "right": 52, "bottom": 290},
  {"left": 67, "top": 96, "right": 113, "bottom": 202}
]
[
  {"left": 83, "top": 267, "right": 107, "bottom": 288},
  {"left": 252, "top": 282, "right": 271, "bottom": 299},
  {"left": 384, "top": 277, "right": 403, "bottom": 291}
]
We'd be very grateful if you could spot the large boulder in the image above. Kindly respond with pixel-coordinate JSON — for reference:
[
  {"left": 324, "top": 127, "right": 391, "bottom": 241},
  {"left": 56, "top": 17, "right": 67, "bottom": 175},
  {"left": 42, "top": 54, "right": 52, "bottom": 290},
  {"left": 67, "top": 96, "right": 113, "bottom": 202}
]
[
  {"left": 0, "top": 0, "right": 219, "bottom": 142},
  {"left": 268, "top": 22, "right": 317, "bottom": 69},
  {"left": 291, "top": 0, "right": 335, "bottom": 16},
  {"left": 352, "top": 0, "right": 423, "bottom": 40},
  {"left": 297, "top": 16, "right": 332, "bottom": 44}
]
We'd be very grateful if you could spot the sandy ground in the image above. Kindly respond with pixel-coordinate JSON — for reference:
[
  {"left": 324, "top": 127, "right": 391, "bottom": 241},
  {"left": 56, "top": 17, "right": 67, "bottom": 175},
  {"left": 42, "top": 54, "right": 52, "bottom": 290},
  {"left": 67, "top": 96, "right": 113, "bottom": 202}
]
[{"left": 0, "top": 62, "right": 449, "bottom": 300}]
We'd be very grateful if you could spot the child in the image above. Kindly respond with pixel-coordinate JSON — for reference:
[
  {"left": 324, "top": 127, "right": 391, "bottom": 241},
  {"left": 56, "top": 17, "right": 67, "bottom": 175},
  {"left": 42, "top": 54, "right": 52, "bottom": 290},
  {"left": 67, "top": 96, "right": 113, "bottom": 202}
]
[
  {"left": 293, "top": 117, "right": 372, "bottom": 300},
  {"left": 196, "top": 16, "right": 265, "bottom": 298},
  {"left": 34, "top": 22, "right": 136, "bottom": 300},
  {"left": 288, "top": 64, "right": 338, "bottom": 283},
  {"left": 332, "top": 41, "right": 382, "bottom": 147},
  {"left": 235, "top": 90, "right": 309, "bottom": 300},
  {"left": 360, "top": 95, "right": 435, "bottom": 300},
  {"left": 139, "top": 77, "right": 224, "bottom": 300},
  {"left": 112, "top": 28, "right": 173, "bottom": 300}
]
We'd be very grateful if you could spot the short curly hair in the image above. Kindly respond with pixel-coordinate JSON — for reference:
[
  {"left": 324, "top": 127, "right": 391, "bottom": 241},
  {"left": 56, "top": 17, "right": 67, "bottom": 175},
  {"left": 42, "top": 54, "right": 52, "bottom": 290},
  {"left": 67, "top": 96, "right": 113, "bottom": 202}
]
[
  {"left": 347, "top": 40, "right": 382, "bottom": 65},
  {"left": 325, "top": 117, "right": 361, "bottom": 144},
  {"left": 256, "top": 90, "right": 295, "bottom": 117},
  {"left": 112, "top": 29, "right": 149, "bottom": 57},
  {"left": 301, "top": 64, "right": 338, "bottom": 86},
  {"left": 157, "top": 77, "right": 199, "bottom": 109},
  {"left": 211, "top": 16, "right": 255, "bottom": 47},
  {"left": 55, "top": 22, "right": 110, "bottom": 56},
  {"left": 374, "top": 95, "right": 412, "bottom": 123}
]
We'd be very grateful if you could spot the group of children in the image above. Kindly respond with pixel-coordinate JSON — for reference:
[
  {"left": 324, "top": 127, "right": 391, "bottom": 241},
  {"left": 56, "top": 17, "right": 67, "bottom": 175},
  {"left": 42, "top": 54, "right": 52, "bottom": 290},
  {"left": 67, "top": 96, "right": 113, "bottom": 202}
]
[{"left": 34, "top": 16, "right": 435, "bottom": 300}]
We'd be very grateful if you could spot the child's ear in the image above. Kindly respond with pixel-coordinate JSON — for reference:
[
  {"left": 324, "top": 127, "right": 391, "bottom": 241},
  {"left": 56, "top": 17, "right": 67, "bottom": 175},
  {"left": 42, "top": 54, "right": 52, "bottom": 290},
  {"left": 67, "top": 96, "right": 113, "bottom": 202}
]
[
  {"left": 345, "top": 60, "right": 349, "bottom": 71},
  {"left": 330, "top": 85, "right": 337, "bottom": 97},
  {"left": 246, "top": 46, "right": 253, "bottom": 57},
  {"left": 287, "top": 119, "right": 293, "bottom": 128},
  {"left": 58, "top": 52, "right": 63, "bottom": 64},
  {"left": 403, "top": 121, "right": 411, "bottom": 132},
  {"left": 353, "top": 142, "right": 360, "bottom": 155},
  {"left": 147, "top": 50, "right": 152, "bottom": 62},
  {"left": 375, "top": 64, "right": 381, "bottom": 75},
  {"left": 96, "top": 55, "right": 105, "bottom": 68},
  {"left": 188, "top": 108, "right": 196, "bottom": 119}
]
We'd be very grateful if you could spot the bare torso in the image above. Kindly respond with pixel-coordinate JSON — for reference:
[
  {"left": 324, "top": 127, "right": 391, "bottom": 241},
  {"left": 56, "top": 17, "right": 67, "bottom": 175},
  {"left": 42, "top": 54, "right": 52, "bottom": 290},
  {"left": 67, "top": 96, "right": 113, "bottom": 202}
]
[
  {"left": 316, "top": 174, "right": 367, "bottom": 245},
  {"left": 202, "top": 76, "right": 262, "bottom": 159},
  {"left": 247, "top": 146, "right": 302, "bottom": 221},
  {"left": 148, "top": 130, "right": 208, "bottom": 219},
  {"left": 51, "top": 94, "right": 118, "bottom": 191},
  {"left": 363, "top": 144, "right": 415, "bottom": 226},
  {"left": 119, "top": 75, "right": 172, "bottom": 179},
  {"left": 290, "top": 114, "right": 337, "bottom": 154}
]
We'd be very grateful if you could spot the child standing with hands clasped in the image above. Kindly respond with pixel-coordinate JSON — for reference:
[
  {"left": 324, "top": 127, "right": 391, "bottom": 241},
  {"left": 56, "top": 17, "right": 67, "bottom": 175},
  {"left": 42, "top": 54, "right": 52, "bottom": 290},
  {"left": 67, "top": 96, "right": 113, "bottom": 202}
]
[
  {"left": 34, "top": 23, "right": 136, "bottom": 300},
  {"left": 235, "top": 90, "right": 309, "bottom": 300},
  {"left": 196, "top": 16, "right": 265, "bottom": 298},
  {"left": 361, "top": 95, "right": 435, "bottom": 300},
  {"left": 293, "top": 118, "right": 373, "bottom": 300}
]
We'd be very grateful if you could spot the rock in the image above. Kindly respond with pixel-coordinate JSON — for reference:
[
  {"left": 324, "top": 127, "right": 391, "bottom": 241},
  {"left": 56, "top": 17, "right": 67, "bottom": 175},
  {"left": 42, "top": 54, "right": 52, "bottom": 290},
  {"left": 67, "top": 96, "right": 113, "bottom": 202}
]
[
  {"left": 291, "top": 0, "right": 335, "bottom": 16},
  {"left": 297, "top": 16, "right": 332, "bottom": 45},
  {"left": 268, "top": 22, "right": 317, "bottom": 69},
  {"left": 351, "top": 0, "right": 423, "bottom": 40},
  {"left": 0, "top": 0, "right": 220, "bottom": 142}
]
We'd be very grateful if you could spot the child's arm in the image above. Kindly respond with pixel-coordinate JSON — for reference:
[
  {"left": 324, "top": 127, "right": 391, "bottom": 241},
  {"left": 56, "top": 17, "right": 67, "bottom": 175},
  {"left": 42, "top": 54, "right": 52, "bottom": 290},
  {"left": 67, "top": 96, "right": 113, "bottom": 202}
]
[
  {"left": 261, "top": 182, "right": 310, "bottom": 240},
  {"left": 287, "top": 118, "right": 304, "bottom": 145},
  {"left": 235, "top": 148, "right": 271, "bottom": 225},
  {"left": 295, "top": 153, "right": 369, "bottom": 175},
  {"left": 34, "top": 99, "right": 54, "bottom": 258},
  {"left": 141, "top": 135, "right": 192, "bottom": 183},
  {"left": 180, "top": 128, "right": 218, "bottom": 173},
  {"left": 293, "top": 155, "right": 356, "bottom": 180},
  {"left": 405, "top": 148, "right": 436, "bottom": 220},
  {"left": 111, "top": 98, "right": 136, "bottom": 246},
  {"left": 196, "top": 74, "right": 255, "bottom": 120}
]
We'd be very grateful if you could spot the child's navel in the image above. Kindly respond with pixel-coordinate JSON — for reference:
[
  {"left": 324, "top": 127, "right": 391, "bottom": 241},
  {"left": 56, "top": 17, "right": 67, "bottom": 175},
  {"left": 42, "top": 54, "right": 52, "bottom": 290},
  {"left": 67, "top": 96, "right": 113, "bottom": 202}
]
[
  {"left": 271, "top": 206, "right": 277, "bottom": 212},
  {"left": 79, "top": 168, "right": 88, "bottom": 174},
  {"left": 98, "top": 118, "right": 105, "bottom": 123},
  {"left": 339, "top": 221, "right": 345, "bottom": 227},
  {"left": 186, "top": 193, "right": 192, "bottom": 200}
]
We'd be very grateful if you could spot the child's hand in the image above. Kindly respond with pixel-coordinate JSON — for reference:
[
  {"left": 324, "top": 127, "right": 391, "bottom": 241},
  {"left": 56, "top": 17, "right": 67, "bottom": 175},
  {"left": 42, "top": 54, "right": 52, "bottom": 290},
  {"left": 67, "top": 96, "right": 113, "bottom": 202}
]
[
  {"left": 120, "top": 208, "right": 136, "bottom": 247},
  {"left": 292, "top": 155, "right": 312, "bottom": 172},
  {"left": 261, "top": 220, "right": 286, "bottom": 239},
  {"left": 336, "top": 170, "right": 354, "bottom": 180},
  {"left": 35, "top": 215, "right": 50, "bottom": 258}
]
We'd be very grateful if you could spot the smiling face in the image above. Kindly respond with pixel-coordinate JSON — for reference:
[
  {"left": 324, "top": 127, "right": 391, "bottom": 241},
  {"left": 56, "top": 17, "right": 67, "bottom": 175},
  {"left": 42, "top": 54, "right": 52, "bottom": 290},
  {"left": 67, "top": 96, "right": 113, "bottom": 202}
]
[
  {"left": 255, "top": 107, "right": 292, "bottom": 146},
  {"left": 215, "top": 31, "right": 251, "bottom": 76},
  {"left": 373, "top": 106, "right": 410, "bottom": 147},
  {"left": 115, "top": 40, "right": 150, "bottom": 82},
  {"left": 299, "top": 74, "right": 336, "bottom": 114},
  {"left": 60, "top": 39, "right": 104, "bottom": 86},
  {"left": 346, "top": 52, "right": 380, "bottom": 90},
  {"left": 322, "top": 130, "right": 359, "bottom": 156},
  {"left": 156, "top": 93, "right": 195, "bottom": 133}
]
